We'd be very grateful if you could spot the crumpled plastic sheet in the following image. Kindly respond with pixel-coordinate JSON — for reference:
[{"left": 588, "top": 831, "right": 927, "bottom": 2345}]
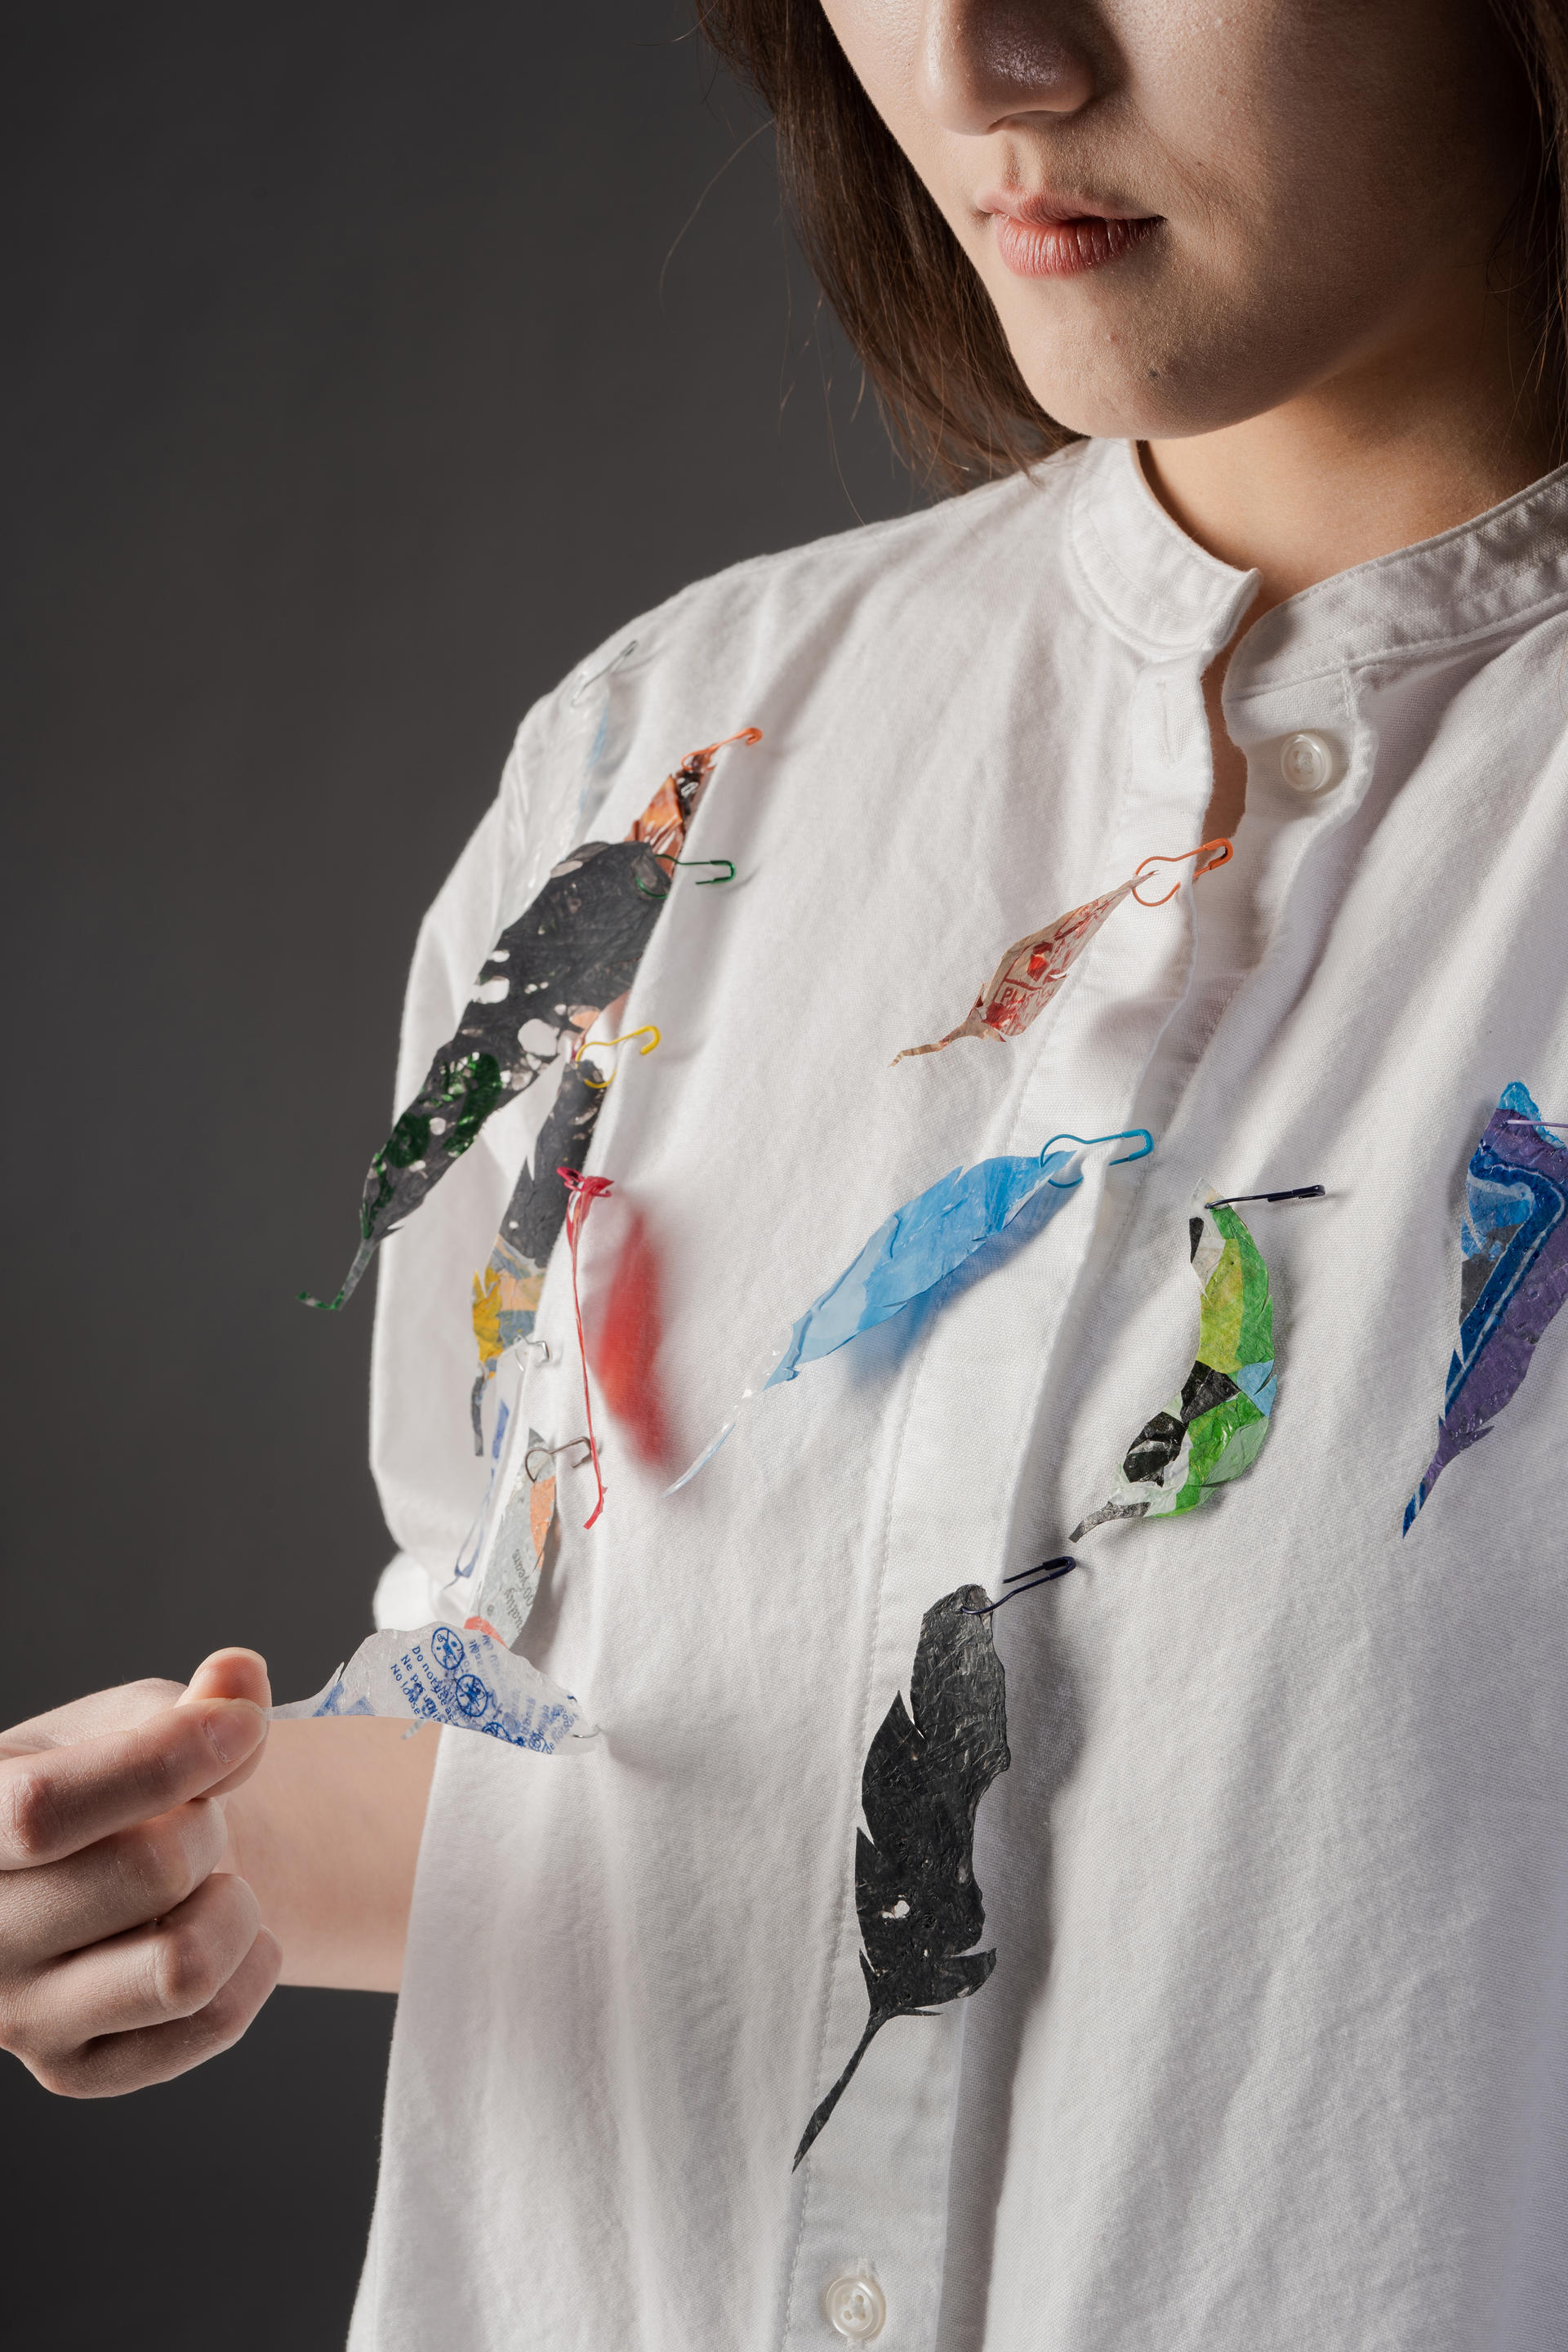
[
  {"left": 463, "top": 731, "right": 760, "bottom": 1445},
  {"left": 303, "top": 728, "right": 759, "bottom": 1443},
  {"left": 893, "top": 880, "right": 1141, "bottom": 1062},
  {"left": 270, "top": 1622, "right": 595, "bottom": 1753},
  {"left": 792, "top": 1584, "right": 1008, "bottom": 2168},
  {"left": 670, "top": 1139, "right": 1094, "bottom": 1490},
  {"left": 449, "top": 1425, "right": 562, "bottom": 1648},
  {"left": 889, "top": 844, "right": 1229, "bottom": 1067},
  {"left": 274, "top": 1423, "right": 573, "bottom": 1751},
  {"left": 1072, "top": 1188, "right": 1276, "bottom": 1535},
  {"left": 1405, "top": 1080, "right": 1568, "bottom": 1530}
]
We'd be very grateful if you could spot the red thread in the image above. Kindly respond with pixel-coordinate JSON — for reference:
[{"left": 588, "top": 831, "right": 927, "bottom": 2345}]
[{"left": 558, "top": 1165, "right": 614, "bottom": 1527}]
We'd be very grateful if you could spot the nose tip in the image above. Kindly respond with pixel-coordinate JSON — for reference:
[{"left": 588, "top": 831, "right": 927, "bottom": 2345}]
[{"left": 916, "top": 1, "right": 1096, "bottom": 135}]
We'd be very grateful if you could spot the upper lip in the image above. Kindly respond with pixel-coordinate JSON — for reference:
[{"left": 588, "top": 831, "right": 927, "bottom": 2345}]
[{"left": 977, "top": 188, "right": 1157, "bottom": 225}]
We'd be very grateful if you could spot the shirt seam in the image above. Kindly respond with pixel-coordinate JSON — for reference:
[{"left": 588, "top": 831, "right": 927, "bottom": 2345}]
[{"left": 1227, "top": 587, "right": 1568, "bottom": 702}]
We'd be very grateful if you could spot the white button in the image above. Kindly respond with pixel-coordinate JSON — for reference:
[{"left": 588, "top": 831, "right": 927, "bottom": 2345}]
[
  {"left": 1279, "top": 731, "right": 1336, "bottom": 793},
  {"left": 823, "top": 2273, "right": 887, "bottom": 2341}
]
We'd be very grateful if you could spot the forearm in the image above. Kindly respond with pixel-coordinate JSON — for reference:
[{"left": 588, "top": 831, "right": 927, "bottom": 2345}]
[{"left": 224, "top": 1718, "right": 439, "bottom": 1991}]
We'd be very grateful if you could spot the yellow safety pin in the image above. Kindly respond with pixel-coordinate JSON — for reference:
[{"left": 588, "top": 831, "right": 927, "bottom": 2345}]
[{"left": 572, "top": 1024, "right": 662, "bottom": 1091}]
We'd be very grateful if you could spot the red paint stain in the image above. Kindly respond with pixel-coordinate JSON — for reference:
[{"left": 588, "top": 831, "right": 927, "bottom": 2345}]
[{"left": 591, "top": 1207, "right": 671, "bottom": 1470}]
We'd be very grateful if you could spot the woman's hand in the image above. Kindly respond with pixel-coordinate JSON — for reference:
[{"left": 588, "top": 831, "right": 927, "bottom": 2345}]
[{"left": 0, "top": 1647, "right": 282, "bottom": 2097}]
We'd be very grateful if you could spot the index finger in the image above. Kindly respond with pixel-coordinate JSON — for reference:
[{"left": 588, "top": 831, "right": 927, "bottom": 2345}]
[{"left": 0, "top": 1699, "right": 265, "bottom": 1871}]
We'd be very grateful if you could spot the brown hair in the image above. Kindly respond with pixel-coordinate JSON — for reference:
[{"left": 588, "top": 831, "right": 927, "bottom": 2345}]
[{"left": 698, "top": 0, "right": 1568, "bottom": 491}]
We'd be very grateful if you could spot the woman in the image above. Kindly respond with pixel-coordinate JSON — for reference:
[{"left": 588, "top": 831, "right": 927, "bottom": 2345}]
[{"left": 4, "top": 2, "right": 1567, "bottom": 2343}]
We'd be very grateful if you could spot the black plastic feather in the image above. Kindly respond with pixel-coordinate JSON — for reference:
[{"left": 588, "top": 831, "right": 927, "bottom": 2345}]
[
  {"left": 306, "top": 837, "right": 666, "bottom": 1309},
  {"left": 793, "top": 1585, "right": 1009, "bottom": 2168}
]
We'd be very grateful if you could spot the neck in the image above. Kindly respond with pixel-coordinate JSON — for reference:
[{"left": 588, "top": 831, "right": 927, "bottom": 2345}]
[{"left": 1142, "top": 270, "right": 1562, "bottom": 621}]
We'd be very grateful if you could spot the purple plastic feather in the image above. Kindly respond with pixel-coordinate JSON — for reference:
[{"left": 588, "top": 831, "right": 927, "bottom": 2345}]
[{"left": 1405, "top": 1081, "right": 1568, "bottom": 1530}]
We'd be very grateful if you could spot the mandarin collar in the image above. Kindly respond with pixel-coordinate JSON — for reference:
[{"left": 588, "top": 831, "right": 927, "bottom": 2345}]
[
  {"left": 1065, "top": 436, "right": 1256, "bottom": 662},
  {"left": 1062, "top": 433, "right": 1568, "bottom": 687}
]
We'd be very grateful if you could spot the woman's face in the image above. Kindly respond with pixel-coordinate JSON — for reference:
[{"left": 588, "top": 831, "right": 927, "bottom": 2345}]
[{"left": 817, "top": 0, "right": 1531, "bottom": 441}]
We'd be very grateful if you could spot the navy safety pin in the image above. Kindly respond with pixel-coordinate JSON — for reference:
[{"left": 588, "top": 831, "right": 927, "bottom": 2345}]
[
  {"left": 964, "top": 1557, "right": 1079, "bottom": 1615},
  {"left": 1208, "top": 1185, "right": 1325, "bottom": 1206}
]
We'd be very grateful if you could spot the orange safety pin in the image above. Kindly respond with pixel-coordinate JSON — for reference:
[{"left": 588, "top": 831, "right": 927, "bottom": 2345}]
[
  {"left": 1130, "top": 837, "right": 1232, "bottom": 908},
  {"left": 693, "top": 725, "right": 763, "bottom": 760}
]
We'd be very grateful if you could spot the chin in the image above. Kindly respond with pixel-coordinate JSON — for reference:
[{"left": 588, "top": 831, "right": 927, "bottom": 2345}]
[
  {"left": 1010, "top": 335, "right": 1306, "bottom": 446},
  {"left": 1010, "top": 368, "right": 1209, "bottom": 443},
  {"left": 993, "top": 275, "right": 1344, "bottom": 447}
]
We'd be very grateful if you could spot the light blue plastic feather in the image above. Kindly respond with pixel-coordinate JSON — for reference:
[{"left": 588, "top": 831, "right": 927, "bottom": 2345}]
[
  {"left": 668, "top": 1134, "right": 1148, "bottom": 1492},
  {"left": 764, "top": 1151, "right": 1079, "bottom": 1387}
]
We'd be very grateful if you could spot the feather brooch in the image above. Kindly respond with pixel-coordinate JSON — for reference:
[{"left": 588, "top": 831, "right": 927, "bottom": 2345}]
[
  {"left": 304, "top": 727, "right": 759, "bottom": 1355},
  {"left": 1405, "top": 1081, "right": 1568, "bottom": 1530},
  {"left": 793, "top": 1586, "right": 1009, "bottom": 2168},
  {"left": 1072, "top": 1189, "right": 1276, "bottom": 1537},
  {"left": 892, "top": 842, "right": 1229, "bottom": 1065},
  {"left": 670, "top": 1129, "right": 1152, "bottom": 1491}
]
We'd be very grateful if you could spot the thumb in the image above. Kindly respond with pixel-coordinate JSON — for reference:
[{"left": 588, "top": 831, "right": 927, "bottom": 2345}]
[
  {"left": 180, "top": 1646, "right": 272, "bottom": 1798},
  {"left": 181, "top": 1646, "right": 272, "bottom": 1711}
]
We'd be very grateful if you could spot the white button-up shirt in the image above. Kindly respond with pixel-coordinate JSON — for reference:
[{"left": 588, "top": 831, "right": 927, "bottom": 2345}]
[{"left": 350, "top": 437, "right": 1568, "bottom": 2350}]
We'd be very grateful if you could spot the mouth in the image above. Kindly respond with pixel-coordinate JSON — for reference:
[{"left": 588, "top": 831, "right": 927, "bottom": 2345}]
[{"left": 979, "top": 194, "right": 1163, "bottom": 281}]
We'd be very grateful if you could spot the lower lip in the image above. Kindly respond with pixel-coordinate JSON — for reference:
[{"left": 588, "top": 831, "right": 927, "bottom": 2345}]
[{"left": 991, "top": 212, "right": 1160, "bottom": 279}]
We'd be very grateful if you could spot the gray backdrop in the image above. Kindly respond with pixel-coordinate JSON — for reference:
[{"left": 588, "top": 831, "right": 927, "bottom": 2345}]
[{"left": 2, "top": 4, "right": 908, "bottom": 2340}]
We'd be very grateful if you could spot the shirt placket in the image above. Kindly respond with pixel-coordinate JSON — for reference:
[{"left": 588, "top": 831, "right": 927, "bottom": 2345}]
[{"left": 779, "top": 657, "right": 1218, "bottom": 2350}]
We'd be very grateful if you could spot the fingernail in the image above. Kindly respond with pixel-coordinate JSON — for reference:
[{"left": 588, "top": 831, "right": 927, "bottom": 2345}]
[{"left": 205, "top": 1701, "right": 265, "bottom": 1765}]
